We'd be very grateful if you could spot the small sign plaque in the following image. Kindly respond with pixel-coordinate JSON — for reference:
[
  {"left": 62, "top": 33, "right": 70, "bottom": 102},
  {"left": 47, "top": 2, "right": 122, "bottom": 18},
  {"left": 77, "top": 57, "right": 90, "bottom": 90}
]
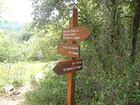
[
  {"left": 53, "top": 59, "right": 83, "bottom": 75},
  {"left": 63, "top": 26, "right": 91, "bottom": 41},
  {"left": 57, "top": 43, "right": 80, "bottom": 58}
]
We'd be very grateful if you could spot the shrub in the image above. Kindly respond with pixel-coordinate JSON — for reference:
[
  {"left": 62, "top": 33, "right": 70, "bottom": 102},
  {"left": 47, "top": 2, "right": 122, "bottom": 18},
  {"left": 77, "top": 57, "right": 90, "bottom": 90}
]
[{"left": 26, "top": 71, "right": 66, "bottom": 105}]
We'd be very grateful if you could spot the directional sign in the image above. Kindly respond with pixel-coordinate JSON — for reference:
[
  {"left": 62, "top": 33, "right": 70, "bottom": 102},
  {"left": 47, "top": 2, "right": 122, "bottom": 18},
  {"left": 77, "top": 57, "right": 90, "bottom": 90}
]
[
  {"left": 57, "top": 43, "right": 80, "bottom": 58},
  {"left": 53, "top": 59, "right": 83, "bottom": 75},
  {"left": 63, "top": 26, "right": 91, "bottom": 41}
]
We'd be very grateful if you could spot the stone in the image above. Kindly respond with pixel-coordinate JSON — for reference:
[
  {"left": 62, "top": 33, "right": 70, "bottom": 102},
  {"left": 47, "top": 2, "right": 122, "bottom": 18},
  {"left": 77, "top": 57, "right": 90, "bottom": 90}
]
[
  {"left": 4, "top": 84, "right": 14, "bottom": 93},
  {"left": 34, "top": 72, "right": 45, "bottom": 83}
]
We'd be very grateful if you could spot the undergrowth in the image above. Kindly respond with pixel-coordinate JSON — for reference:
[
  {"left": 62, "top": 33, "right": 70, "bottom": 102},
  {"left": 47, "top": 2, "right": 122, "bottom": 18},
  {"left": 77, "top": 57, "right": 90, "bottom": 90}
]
[{"left": 0, "top": 62, "right": 47, "bottom": 92}]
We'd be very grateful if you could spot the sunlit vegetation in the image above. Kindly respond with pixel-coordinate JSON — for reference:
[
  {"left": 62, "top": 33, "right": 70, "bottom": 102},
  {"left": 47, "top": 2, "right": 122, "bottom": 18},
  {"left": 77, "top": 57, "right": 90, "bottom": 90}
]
[{"left": 0, "top": 62, "right": 50, "bottom": 91}]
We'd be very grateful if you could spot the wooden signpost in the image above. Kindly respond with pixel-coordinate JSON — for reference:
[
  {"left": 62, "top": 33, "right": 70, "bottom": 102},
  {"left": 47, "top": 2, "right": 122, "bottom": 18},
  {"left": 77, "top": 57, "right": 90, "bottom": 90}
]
[{"left": 53, "top": 5, "right": 91, "bottom": 105}]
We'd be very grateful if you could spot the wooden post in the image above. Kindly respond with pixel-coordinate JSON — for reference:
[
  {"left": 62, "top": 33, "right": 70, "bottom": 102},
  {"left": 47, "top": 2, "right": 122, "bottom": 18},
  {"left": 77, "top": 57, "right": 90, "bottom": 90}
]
[
  {"left": 66, "top": 6, "right": 78, "bottom": 105},
  {"left": 53, "top": 4, "right": 91, "bottom": 105},
  {"left": 53, "top": 4, "right": 90, "bottom": 104}
]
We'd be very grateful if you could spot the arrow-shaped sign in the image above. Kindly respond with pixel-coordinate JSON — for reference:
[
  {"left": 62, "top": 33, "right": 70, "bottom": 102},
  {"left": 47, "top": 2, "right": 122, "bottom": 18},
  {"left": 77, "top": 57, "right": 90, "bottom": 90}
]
[
  {"left": 53, "top": 59, "right": 83, "bottom": 75},
  {"left": 63, "top": 26, "right": 91, "bottom": 41},
  {"left": 57, "top": 43, "right": 80, "bottom": 58}
]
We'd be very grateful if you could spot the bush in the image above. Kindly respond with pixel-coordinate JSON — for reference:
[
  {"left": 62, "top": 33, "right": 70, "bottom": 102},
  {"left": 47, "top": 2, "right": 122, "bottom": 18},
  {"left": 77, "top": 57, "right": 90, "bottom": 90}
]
[
  {"left": 26, "top": 71, "right": 66, "bottom": 105},
  {"left": 0, "top": 62, "right": 47, "bottom": 92}
]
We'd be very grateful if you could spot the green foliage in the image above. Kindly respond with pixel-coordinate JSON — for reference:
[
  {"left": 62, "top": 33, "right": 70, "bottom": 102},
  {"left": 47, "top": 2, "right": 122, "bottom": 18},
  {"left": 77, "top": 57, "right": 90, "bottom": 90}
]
[
  {"left": 24, "top": 23, "right": 61, "bottom": 61},
  {"left": 0, "top": 29, "right": 10, "bottom": 62},
  {"left": 32, "top": 0, "right": 68, "bottom": 28},
  {"left": 0, "top": 21, "right": 61, "bottom": 62},
  {"left": 26, "top": 71, "right": 66, "bottom": 105},
  {"left": 0, "top": 62, "right": 47, "bottom": 92},
  {"left": 0, "top": 29, "right": 22, "bottom": 62}
]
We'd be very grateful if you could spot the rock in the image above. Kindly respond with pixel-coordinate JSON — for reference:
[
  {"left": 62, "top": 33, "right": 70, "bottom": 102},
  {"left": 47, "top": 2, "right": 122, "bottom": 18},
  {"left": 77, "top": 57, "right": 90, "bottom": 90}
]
[
  {"left": 4, "top": 84, "right": 14, "bottom": 94},
  {"left": 34, "top": 72, "right": 45, "bottom": 83}
]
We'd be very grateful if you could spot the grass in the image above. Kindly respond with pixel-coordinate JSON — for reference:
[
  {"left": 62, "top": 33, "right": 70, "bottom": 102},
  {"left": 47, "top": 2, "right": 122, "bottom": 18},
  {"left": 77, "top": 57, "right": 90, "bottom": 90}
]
[
  {"left": 0, "top": 61, "right": 52, "bottom": 92},
  {"left": 25, "top": 70, "right": 66, "bottom": 105}
]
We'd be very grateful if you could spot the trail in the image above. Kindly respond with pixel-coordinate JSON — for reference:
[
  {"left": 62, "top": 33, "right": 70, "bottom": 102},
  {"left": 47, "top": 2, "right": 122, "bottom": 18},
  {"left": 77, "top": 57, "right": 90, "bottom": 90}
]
[{"left": 0, "top": 84, "right": 32, "bottom": 105}]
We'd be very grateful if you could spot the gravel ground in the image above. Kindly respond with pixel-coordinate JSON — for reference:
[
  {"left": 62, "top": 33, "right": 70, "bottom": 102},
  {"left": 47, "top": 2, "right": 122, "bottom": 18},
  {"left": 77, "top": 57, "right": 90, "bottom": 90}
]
[{"left": 0, "top": 84, "right": 31, "bottom": 105}]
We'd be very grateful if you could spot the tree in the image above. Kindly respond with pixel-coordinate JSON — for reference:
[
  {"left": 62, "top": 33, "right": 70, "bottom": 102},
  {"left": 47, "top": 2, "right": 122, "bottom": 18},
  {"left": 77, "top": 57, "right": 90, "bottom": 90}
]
[
  {"left": 31, "top": 0, "right": 69, "bottom": 28},
  {"left": 130, "top": 0, "right": 140, "bottom": 64}
]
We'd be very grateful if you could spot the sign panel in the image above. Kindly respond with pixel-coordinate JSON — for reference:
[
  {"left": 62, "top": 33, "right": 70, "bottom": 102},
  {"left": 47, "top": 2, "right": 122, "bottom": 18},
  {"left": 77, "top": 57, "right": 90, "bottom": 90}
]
[
  {"left": 53, "top": 59, "right": 83, "bottom": 75},
  {"left": 63, "top": 26, "right": 91, "bottom": 41},
  {"left": 57, "top": 43, "right": 80, "bottom": 58}
]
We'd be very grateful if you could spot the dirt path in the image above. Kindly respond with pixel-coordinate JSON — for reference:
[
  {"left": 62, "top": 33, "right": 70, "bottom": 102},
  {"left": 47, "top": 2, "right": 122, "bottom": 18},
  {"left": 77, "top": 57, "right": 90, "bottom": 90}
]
[{"left": 0, "top": 84, "right": 32, "bottom": 105}]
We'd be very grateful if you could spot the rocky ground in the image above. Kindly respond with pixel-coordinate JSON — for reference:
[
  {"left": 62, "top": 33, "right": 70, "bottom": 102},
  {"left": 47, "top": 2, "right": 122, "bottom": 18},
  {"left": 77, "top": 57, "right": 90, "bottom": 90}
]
[{"left": 0, "top": 84, "right": 32, "bottom": 105}]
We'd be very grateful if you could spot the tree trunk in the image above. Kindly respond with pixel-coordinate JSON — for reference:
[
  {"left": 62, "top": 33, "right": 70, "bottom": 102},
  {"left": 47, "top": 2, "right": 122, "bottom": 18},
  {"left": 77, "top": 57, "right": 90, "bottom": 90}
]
[{"left": 130, "top": 0, "right": 140, "bottom": 64}]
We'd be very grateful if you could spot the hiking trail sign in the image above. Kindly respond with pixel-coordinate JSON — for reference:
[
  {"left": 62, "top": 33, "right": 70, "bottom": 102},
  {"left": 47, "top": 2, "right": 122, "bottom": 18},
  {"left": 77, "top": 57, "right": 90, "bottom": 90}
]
[
  {"left": 53, "top": 59, "right": 82, "bottom": 75},
  {"left": 53, "top": 6, "right": 91, "bottom": 105},
  {"left": 63, "top": 26, "right": 91, "bottom": 41}
]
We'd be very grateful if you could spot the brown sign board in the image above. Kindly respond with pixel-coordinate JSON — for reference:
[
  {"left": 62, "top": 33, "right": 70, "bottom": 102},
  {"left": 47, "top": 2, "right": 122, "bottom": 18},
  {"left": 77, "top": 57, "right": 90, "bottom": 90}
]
[
  {"left": 63, "top": 26, "right": 91, "bottom": 41},
  {"left": 53, "top": 59, "right": 83, "bottom": 75},
  {"left": 57, "top": 43, "right": 80, "bottom": 58}
]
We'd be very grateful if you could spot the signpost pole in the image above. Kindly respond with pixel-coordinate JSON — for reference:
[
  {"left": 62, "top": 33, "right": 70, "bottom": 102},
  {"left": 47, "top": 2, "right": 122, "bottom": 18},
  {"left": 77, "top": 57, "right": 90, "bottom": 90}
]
[
  {"left": 53, "top": 2, "right": 90, "bottom": 104},
  {"left": 66, "top": 6, "right": 78, "bottom": 105}
]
